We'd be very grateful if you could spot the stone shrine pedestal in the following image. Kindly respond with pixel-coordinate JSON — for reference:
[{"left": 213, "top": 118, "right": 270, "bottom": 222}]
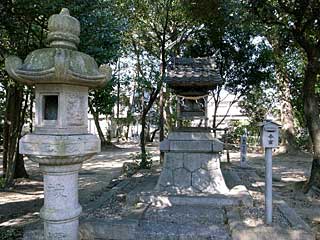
[
  {"left": 127, "top": 129, "right": 252, "bottom": 208},
  {"left": 157, "top": 131, "right": 229, "bottom": 195}
]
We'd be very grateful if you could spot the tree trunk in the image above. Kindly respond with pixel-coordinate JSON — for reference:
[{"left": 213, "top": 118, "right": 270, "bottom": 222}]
[
  {"left": 140, "top": 113, "right": 148, "bottom": 167},
  {"left": 14, "top": 153, "right": 29, "bottom": 178},
  {"left": 139, "top": 88, "right": 161, "bottom": 168},
  {"left": 307, "top": 134, "right": 313, "bottom": 153},
  {"left": 279, "top": 73, "right": 298, "bottom": 153},
  {"left": 159, "top": 87, "right": 164, "bottom": 141},
  {"left": 89, "top": 103, "right": 107, "bottom": 145},
  {"left": 146, "top": 122, "right": 151, "bottom": 142},
  {"left": 150, "top": 128, "right": 159, "bottom": 142},
  {"left": 116, "top": 78, "right": 120, "bottom": 143},
  {"left": 2, "top": 93, "right": 10, "bottom": 176},
  {"left": 303, "top": 54, "right": 320, "bottom": 191},
  {"left": 212, "top": 86, "right": 222, "bottom": 138},
  {"left": 125, "top": 79, "right": 137, "bottom": 141},
  {"left": 125, "top": 124, "right": 130, "bottom": 140},
  {"left": 14, "top": 90, "right": 29, "bottom": 179},
  {"left": 165, "top": 92, "right": 173, "bottom": 131},
  {"left": 3, "top": 85, "right": 25, "bottom": 188}
]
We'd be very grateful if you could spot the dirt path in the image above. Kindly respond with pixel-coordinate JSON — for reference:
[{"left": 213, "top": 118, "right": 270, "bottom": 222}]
[
  {"left": 1, "top": 145, "right": 320, "bottom": 239},
  {"left": 224, "top": 150, "right": 320, "bottom": 239},
  {"left": 0, "top": 143, "right": 158, "bottom": 232}
]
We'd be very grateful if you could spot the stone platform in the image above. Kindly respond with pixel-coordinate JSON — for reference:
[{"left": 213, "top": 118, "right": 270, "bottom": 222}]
[
  {"left": 23, "top": 164, "right": 315, "bottom": 240},
  {"left": 77, "top": 164, "right": 314, "bottom": 240}
]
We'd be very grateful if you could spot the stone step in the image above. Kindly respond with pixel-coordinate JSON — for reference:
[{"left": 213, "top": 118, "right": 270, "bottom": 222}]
[
  {"left": 126, "top": 175, "right": 159, "bottom": 205},
  {"left": 136, "top": 193, "right": 248, "bottom": 207},
  {"left": 137, "top": 221, "right": 231, "bottom": 240},
  {"left": 80, "top": 204, "right": 231, "bottom": 240},
  {"left": 143, "top": 205, "right": 226, "bottom": 226},
  {"left": 80, "top": 219, "right": 231, "bottom": 240}
]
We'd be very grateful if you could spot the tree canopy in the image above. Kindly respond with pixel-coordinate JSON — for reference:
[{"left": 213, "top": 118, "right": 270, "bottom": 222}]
[{"left": 1, "top": 0, "right": 320, "bottom": 190}]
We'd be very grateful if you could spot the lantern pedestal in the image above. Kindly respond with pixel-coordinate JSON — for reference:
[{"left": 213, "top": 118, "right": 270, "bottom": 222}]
[
  {"left": 40, "top": 164, "right": 82, "bottom": 240},
  {"left": 20, "top": 134, "right": 100, "bottom": 239}
]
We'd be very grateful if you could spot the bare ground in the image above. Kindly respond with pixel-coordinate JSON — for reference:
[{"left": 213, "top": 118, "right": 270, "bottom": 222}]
[
  {"left": 0, "top": 142, "right": 159, "bottom": 238},
  {"left": 225, "top": 150, "right": 320, "bottom": 239},
  {"left": 1, "top": 145, "right": 320, "bottom": 239}
]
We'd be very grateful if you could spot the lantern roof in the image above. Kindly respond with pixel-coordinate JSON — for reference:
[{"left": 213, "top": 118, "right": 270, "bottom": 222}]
[{"left": 5, "top": 8, "right": 111, "bottom": 88}]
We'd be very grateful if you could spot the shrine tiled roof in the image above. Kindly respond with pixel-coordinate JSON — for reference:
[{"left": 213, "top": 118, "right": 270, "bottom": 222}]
[{"left": 165, "top": 57, "right": 222, "bottom": 87}]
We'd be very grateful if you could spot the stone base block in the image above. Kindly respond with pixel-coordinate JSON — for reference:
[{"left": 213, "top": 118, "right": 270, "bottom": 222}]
[
  {"left": 156, "top": 152, "right": 229, "bottom": 194},
  {"left": 129, "top": 185, "right": 252, "bottom": 208},
  {"left": 19, "top": 133, "right": 100, "bottom": 165},
  {"left": 44, "top": 219, "right": 79, "bottom": 240}
]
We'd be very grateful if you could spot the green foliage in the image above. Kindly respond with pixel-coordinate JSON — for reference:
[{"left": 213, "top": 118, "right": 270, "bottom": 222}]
[
  {"left": 283, "top": 48, "right": 307, "bottom": 128},
  {"left": 0, "top": 177, "right": 5, "bottom": 188},
  {"left": 248, "top": 0, "right": 320, "bottom": 125},
  {"left": 182, "top": 0, "right": 275, "bottom": 98},
  {"left": 295, "top": 129, "right": 310, "bottom": 150},
  {"left": 0, "top": 0, "right": 125, "bottom": 118},
  {"left": 89, "top": 78, "right": 117, "bottom": 116},
  {"left": 227, "top": 120, "right": 260, "bottom": 146},
  {"left": 238, "top": 85, "right": 277, "bottom": 124},
  {"left": 74, "top": 1, "right": 125, "bottom": 117},
  {"left": 129, "top": 151, "right": 153, "bottom": 169},
  {"left": 0, "top": 227, "right": 23, "bottom": 240}
]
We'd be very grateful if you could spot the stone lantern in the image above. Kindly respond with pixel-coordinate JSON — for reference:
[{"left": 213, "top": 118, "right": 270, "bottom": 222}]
[{"left": 5, "top": 8, "right": 111, "bottom": 240}]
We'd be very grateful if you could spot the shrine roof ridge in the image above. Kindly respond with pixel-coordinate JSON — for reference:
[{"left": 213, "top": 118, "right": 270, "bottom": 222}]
[{"left": 165, "top": 57, "right": 222, "bottom": 84}]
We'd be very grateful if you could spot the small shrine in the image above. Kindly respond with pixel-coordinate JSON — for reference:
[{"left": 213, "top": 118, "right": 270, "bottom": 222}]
[
  {"left": 157, "top": 57, "right": 230, "bottom": 195},
  {"left": 166, "top": 57, "right": 222, "bottom": 128}
]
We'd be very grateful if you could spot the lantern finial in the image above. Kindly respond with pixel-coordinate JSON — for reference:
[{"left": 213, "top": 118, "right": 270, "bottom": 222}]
[{"left": 47, "top": 8, "right": 80, "bottom": 50}]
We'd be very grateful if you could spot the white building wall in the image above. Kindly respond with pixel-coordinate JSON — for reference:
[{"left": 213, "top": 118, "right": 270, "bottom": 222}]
[
  {"left": 207, "top": 92, "right": 248, "bottom": 129},
  {"left": 87, "top": 113, "right": 109, "bottom": 136}
]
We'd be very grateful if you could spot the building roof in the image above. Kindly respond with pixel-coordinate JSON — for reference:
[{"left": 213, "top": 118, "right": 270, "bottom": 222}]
[
  {"left": 166, "top": 57, "right": 222, "bottom": 86},
  {"left": 165, "top": 57, "right": 222, "bottom": 97}
]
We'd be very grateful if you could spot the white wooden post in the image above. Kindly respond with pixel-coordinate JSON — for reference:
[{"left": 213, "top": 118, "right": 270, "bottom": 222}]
[
  {"left": 259, "top": 120, "right": 281, "bottom": 225},
  {"left": 265, "top": 147, "right": 273, "bottom": 224}
]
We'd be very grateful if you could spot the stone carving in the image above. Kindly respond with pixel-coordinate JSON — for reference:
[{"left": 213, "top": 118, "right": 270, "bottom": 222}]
[
  {"left": 48, "top": 232, "right": 67, "bottom": 240},
  {"left": 41, "top": 144, "right": 56, "bottom": 153},
  {"left": 48, "top": 183, "right": 67, "bottom": 198},
  {"left": 19, "top": 134, "right": 100, "bottom": 159},
  {"left": 66, "top": 93, "right": 84, "bottom": 126}
]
